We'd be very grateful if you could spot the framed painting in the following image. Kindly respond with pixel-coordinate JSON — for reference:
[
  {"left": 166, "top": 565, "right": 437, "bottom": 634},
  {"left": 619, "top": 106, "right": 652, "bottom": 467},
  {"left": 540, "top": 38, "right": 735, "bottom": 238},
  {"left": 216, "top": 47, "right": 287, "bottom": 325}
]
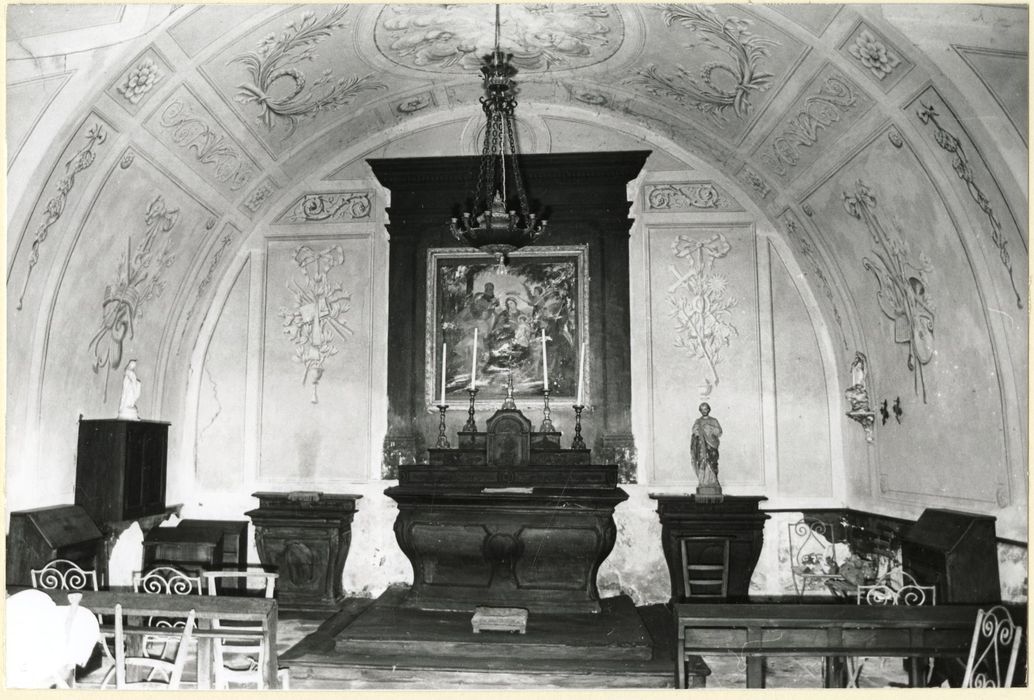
[{"left": 426, "top": 245, "right": 589, "bottom": 407}]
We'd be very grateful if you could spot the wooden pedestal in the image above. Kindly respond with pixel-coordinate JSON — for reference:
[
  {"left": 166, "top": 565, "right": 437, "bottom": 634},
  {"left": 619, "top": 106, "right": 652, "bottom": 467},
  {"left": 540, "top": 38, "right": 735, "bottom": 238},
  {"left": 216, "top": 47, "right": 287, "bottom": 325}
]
[
  {"left": 246, "top": 492, "right": 361, "bottom": 613},
  {"left": 651, "top": 494, "right": 769, "bottom": 603}
]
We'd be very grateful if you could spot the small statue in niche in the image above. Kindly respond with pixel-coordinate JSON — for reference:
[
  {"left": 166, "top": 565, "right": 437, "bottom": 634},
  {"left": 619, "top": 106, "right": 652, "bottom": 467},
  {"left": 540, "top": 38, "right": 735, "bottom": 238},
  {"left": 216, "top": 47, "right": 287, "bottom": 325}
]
[
  {"left": 844, "top": 351, "right": 875, "bottom": 443},
  {"left": 118, "top": 359, "right": 141, "bottom": 420},
  {"left": 691, "top": 402, "right": 723, "bottom": 500}
]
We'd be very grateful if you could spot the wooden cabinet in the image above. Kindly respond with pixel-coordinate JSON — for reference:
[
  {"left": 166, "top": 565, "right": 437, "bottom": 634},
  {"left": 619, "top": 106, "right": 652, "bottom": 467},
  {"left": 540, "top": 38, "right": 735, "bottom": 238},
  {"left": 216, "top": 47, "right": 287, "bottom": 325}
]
[
  {"left": 651, "top": 495, "right": 769, "bottom": 603},
  {"left": 901, "top": 508, "right": 1000, "bottom": 604},
  {"left": 6, "top": 505, "right": 104, "bottom": 586},
  {"left": 75, "top": 419, "right": 169, "bottom": 524}
]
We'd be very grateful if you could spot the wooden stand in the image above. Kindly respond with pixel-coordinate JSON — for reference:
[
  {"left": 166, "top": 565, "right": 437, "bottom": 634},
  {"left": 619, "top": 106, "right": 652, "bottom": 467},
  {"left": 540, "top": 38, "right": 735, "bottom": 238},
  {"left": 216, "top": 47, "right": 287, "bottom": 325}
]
[
  {"left": 246, "top": 492, "right": 361, "bottom": 613},
  {"left": 651, "top": 494, "right": 768, "bottom": 603}
]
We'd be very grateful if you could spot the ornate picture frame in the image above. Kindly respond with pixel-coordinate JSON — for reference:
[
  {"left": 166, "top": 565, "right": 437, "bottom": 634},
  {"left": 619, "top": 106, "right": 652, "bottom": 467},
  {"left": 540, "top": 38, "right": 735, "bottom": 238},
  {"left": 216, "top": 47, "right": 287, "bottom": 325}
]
[{"left": 425, "top": 245, "right": 589, "bottom": 408}]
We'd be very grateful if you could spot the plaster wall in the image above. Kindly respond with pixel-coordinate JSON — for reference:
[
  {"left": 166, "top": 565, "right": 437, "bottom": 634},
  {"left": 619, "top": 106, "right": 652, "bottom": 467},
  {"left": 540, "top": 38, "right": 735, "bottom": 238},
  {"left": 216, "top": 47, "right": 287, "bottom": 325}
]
[{"left": 5, "top": 4, "right": 1027, "bottom": 606}]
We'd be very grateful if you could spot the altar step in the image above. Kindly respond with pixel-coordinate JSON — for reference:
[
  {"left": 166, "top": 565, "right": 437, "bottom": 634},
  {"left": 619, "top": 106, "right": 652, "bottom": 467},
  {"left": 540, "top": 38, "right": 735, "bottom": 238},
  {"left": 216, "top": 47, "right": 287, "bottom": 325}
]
[{"left": 282, "top": 586, "right": 708, "bottom": 689}]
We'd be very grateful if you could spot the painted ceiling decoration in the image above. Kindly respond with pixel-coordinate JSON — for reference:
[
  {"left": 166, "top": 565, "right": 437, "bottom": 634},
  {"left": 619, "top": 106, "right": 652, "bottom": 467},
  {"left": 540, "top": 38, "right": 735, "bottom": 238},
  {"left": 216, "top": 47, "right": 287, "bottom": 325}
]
[
  {"left": 374, "top": 3, "right": 624, "bottom": 72},
  {"left": 230, "top": 6, "right": 386, "bottom": 138}
]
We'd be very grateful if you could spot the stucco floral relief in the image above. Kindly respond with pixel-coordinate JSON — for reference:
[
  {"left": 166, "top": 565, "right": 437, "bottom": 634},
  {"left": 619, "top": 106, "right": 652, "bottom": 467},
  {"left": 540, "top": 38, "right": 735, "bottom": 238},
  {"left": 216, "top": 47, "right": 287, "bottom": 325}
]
[{"left": 375, "top": 4, "right": 623, "bottom": 72}]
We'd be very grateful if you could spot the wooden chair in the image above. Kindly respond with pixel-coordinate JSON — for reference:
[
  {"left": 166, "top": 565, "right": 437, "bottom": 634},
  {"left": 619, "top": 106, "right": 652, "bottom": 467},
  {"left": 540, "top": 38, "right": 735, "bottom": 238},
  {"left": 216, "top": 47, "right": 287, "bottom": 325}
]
[
  {"left": 202, "top": 570, "right": 289, "bottom": 689},
  {"left": 962, "top": 605, "right": 1023, "bottom": 688},
  {"left": 30, "top": 559, "right": 114, "bottom": 685},
  {"left": 787, "top": 517, "right": 845, "bottom": 598},
  {"left": 848, "top": 569, "right": 938, "bottom": 687},
  {"left": 103, "top": 604, "right": 196, "bottom": 689},
  {"left": 679, "top": 537, "right": 730, "bottom": 599},
  {"left": 132, "top": 565, "right": 202, "bottom": 661}
]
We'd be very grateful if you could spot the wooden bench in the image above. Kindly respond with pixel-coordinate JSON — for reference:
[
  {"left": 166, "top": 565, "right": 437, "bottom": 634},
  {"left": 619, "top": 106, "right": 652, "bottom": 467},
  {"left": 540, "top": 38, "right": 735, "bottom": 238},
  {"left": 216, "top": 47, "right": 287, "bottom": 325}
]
[{"left": 675, "top": 602, "right": 981, "bottom": 688}]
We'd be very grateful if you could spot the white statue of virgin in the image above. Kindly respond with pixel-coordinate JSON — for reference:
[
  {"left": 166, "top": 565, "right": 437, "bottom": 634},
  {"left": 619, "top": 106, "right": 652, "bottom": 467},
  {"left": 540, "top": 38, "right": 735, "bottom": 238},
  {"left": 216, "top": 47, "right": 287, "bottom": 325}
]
[{"left": 118, "top": 359, "right": 141, "bottom": 420}]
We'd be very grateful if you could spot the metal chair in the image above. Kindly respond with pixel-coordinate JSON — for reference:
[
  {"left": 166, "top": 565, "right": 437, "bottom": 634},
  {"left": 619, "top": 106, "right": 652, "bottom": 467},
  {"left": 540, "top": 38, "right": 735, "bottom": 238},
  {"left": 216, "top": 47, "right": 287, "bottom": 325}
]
[
  {"left": 787, "top": 517, "right": 845, "bottom": 598},
  {"left": 132, "top": 565, "right": 202, "bottom": 663},
  {"left": 103, "top": 604, "right": 196, "bottom": 689},
  {"left": 962, "top": 605, "right": 1023, "bottom": 688},
  {"left": 848, "top": 569, "right": 938, "bottom": 687},
  {"left": 202, "top": 570, "right": 289, "bottom": 689},
  {"left": 30, "top": 559, "right": 113, "bottom": 685},
  {"left": 31, "top": 559, "right": 99, "bottom": 591}
]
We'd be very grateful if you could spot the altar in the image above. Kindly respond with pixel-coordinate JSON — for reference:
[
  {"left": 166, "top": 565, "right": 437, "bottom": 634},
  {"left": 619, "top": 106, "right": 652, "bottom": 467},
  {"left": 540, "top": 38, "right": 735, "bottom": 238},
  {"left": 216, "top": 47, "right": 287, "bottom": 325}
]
[{"left": 385, "top": 401, "right": 628, "bottom": 615}]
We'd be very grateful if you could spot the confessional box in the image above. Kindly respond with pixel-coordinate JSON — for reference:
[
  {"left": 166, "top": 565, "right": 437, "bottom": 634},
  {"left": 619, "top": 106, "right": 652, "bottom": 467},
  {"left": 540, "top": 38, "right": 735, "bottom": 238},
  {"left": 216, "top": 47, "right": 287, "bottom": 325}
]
[
  {"left": 6, "top": 505, "right": 103, "bottom": 586},
  {"left": 901, "top": 508, "right": 1000, "bottom": 604},
  {"left": 75, "top": 418, "right": 169, "bottom": 524}
]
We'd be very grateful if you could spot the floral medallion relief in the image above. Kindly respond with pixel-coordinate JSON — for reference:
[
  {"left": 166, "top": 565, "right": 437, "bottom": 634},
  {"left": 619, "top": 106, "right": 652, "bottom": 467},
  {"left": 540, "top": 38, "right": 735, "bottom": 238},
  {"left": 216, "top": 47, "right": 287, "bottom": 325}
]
[
  {"left": 838, "top": 21, "right": 913, "bottom": 92},
  {"left": 106, "top": 46, "right": 172, "bottom": 115},
  {"left": 666, "top": 232, "right": 739, "bottom": 397},
  {"left": 374, "top": 4, "right": 624, "bottom": 73}
]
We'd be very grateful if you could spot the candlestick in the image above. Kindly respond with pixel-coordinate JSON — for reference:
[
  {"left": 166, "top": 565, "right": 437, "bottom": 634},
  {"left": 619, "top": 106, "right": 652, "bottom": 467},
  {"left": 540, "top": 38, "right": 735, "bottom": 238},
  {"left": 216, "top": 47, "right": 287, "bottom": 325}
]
[
  {"left": 440, "top": 342, "right": 447, "bottom": 405},
  {"left": 501, "top": 367, "right": 517, "bottom": 410},
  {"left": 470, "top": 328, "right": 478, "bottom": 390},
  {"left": 571, "top": 404, "right": 586, "bottom": 450},
  {"left": 576, "top": 341, "right": 586, "bottom": 406},
  {"left": 540, "top": 328, "right": 549, "bottom": 390},
  {"left": 539, "top": 390, "right": 555, "bottom": 433},
  {"left": 435, "top": 404, "right": 450, "bottom": 448},
  {"left": 462, "top": 387, "right": 478, "bottom": 432}
]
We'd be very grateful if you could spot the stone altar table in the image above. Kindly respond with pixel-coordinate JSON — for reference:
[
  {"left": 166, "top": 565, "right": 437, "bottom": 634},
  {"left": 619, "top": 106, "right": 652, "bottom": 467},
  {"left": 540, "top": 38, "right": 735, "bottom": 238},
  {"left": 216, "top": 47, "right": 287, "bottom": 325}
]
[{"left": 385, "top": 406, "right": 628, "bottom": 614}]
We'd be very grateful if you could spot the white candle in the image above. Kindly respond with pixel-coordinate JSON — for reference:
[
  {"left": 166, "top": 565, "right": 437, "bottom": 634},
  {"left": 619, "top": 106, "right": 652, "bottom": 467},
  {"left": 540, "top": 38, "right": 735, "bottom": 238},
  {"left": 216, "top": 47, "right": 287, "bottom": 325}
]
[
  {"left": 440, "top": 342, "right": 447, "bottom": 405},
  {"left": 470, "top": 328, "right": 478, "bottom": 390},
  {"left": 541, "top": 328, "right": 549, "bottom": 390},
  {"left": 576, "top": 342, "right": 586, "bottom": 406}
]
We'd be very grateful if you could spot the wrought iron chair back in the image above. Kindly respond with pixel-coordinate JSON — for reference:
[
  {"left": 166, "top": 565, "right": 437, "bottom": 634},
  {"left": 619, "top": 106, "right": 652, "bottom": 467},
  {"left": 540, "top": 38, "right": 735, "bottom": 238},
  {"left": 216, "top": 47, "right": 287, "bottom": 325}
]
[
  {"left": 132, "top": 565, "right": 202, "bottom": 662},
  {"left": 856, "top": 569, "right": 937, "bottom": 606},
  {"left": 962, "top": 605, "right": 1023, "bottom": 688},
  {"left": 787, "top": 517, "right": 843, "bottom": 597},
  {"left": 30, "top": 559, "right": 114, "bottom": 685},
  {"left": 30, "top": 559, "right": 99, "bottom": 591}
]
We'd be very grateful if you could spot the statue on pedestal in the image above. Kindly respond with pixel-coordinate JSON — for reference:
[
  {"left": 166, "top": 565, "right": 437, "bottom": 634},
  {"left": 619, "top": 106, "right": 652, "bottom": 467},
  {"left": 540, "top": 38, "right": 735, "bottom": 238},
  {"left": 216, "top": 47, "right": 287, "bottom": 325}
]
[
  {"left": 691, "top": 402, "right": 723, "bottom": 501},
  {"left": 118, "top": 359, "right": 141, "bottom": 420}
]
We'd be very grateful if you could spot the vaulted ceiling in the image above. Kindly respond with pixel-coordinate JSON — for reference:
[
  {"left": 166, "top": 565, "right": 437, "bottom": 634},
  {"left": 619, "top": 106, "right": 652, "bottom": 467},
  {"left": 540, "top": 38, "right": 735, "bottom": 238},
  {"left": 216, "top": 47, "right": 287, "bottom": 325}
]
[{"left": 5, "top": 4, "right": 1029, "bottom": 536}]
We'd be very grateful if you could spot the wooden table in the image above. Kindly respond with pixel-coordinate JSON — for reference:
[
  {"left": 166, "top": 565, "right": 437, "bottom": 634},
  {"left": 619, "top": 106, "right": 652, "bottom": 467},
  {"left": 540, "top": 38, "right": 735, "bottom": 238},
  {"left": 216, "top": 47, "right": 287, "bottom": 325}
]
[
  {"left": 675, "top": 603, "right": 980, "bottom": 689},
  {"left": 31, "top": 589, "right": 279, "bottom": 689}
]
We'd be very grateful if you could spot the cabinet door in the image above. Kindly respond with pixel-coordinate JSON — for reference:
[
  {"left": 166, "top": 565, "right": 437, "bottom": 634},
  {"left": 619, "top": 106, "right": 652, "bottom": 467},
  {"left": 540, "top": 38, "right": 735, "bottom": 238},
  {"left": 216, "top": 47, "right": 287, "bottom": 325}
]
[{"left": 123, "top": 425, "right": 167, "bottom": 518}]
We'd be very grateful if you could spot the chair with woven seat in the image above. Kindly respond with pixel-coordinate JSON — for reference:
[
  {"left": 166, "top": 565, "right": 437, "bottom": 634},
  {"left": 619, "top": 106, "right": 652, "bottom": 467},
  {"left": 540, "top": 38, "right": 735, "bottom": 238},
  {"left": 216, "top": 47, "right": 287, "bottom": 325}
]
[
  {"left": 202, "top": 570, "right": 289, "bottom": 689},
  {"left": 102, "top": 604, "right": 196, "bottom": 689},
  {"left": 962, "top": 605, "right": 1023, "bottom": 688}
]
